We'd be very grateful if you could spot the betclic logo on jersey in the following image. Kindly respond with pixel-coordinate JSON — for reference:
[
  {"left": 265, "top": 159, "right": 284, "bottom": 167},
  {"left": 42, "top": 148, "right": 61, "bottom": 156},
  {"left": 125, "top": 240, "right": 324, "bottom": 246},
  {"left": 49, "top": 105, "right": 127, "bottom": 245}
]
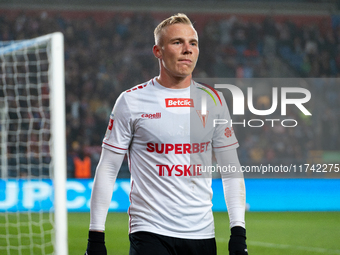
[{"left": 165, "top": 98, "right": 194, "bottom": 107}]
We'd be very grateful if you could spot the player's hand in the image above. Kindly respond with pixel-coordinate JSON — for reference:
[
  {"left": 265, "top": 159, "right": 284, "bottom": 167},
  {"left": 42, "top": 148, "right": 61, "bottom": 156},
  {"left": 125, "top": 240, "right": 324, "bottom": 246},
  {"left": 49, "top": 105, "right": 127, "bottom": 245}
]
[
  {"left": 85, "top": 231, "right": 107, "bottom": 255},
  {"left": 228, "top": 226, "right": 248, "bottom": 255}
]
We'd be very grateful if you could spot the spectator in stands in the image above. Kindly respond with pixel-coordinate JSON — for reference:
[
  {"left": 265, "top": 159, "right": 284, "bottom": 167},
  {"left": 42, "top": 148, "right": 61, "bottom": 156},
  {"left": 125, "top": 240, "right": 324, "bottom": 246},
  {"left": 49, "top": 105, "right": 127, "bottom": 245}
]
[{"left": 72, "top": 141, "right": 92, "bottom": 178}]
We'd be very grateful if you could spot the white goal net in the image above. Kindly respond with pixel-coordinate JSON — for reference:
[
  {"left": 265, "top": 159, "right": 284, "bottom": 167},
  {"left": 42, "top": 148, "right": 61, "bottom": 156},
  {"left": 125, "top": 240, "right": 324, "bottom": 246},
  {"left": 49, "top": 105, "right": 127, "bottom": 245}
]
[{"left": 0, "top": 33, "right": 67, "bottom": 255}]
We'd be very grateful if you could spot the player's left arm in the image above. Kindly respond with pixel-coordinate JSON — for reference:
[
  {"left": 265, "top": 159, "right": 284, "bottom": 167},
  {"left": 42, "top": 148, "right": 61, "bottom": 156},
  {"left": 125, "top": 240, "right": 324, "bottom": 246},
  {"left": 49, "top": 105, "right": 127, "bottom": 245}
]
[{"left": 215, "top": 148, "right": 248, "bottom": 255}]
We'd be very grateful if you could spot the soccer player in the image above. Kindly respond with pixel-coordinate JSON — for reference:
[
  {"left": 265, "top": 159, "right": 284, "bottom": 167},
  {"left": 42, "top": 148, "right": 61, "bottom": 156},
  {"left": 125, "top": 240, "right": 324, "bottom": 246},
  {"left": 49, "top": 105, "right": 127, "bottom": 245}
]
[{"left": 85, "top": 13, "right": 248, "bottom": 255}]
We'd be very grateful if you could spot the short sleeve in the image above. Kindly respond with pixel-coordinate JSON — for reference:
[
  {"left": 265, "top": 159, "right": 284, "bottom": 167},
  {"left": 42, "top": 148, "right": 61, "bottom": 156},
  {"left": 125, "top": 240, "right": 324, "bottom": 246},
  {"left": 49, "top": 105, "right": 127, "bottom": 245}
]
[
  {"left": 212, "top": 93, "right": 239, "bottom": 152},
  {"left": 102, "top": 93, "right": 133, "bottom": 154}
]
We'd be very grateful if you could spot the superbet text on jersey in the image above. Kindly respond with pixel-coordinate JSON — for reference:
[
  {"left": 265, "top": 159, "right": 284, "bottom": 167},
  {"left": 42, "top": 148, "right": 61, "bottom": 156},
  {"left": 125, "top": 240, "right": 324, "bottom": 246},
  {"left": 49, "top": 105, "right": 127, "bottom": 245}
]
[{"left": 102, "top": 78, "right": 238, "bottom": 239}]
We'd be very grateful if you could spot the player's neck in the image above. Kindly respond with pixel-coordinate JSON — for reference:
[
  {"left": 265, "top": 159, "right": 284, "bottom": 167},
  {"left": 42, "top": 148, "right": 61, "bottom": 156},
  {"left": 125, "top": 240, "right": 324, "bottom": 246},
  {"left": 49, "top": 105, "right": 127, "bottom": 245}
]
[{"left": 156, "top": 73, "right": 192, "bottom": 89}]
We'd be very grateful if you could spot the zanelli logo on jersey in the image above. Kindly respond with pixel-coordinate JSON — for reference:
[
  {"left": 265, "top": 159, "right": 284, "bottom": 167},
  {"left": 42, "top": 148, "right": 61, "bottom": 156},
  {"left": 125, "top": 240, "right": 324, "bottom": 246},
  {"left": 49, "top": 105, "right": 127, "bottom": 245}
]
[{"left": 165, "top": 98, "right": 194, "bottom": 107}]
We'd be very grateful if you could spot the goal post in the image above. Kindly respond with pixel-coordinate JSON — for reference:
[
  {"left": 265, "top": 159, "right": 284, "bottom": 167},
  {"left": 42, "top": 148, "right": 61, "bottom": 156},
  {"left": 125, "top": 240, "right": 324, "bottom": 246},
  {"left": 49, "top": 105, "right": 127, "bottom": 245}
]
[
  {"left": 50, "top": 32, "right": 68, "bottom": 255},
  {"left": 0, "top": 32, "right": 68, "bottom": 255}
]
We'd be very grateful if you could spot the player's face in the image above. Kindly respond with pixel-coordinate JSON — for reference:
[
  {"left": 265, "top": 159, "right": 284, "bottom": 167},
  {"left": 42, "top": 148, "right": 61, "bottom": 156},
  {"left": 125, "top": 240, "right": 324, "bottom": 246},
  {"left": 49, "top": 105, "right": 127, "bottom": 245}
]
[{"left": 155, "top": 24, "right": 199, "bottom": 78}]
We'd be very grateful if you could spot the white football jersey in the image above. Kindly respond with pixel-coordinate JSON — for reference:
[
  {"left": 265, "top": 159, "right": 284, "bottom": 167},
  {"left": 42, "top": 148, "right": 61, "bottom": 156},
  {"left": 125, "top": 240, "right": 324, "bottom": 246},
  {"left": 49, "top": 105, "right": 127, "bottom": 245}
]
[{"left": 102, "top": 78, "right": 238, "bottom": 239}]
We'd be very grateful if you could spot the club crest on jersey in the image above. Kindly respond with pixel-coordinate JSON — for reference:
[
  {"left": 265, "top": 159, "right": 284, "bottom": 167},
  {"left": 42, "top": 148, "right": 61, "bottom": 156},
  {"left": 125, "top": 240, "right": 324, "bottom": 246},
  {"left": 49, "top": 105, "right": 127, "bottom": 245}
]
[
  {"left": 141, "top": 112, "right": 161, "bottom": 119},
  {"left": 165, "top": 98, "right": 194, "bottom": 107},
  {"left": 224, "top": 127, "right": 234, "bottom": 138},
  {"left": 196, "top": 110, "right": 209, "bottom": 128},
  {"left": 104, "top": 113, "right": 114, "bottom": 139}
]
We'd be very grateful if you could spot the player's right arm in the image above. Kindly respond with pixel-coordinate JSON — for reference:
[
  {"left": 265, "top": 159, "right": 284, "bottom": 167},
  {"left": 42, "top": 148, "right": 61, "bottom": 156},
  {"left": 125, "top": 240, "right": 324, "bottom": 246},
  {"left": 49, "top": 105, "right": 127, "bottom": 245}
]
[
  {"left": 86, "top": 92, "right": 133, "bottom": 255},
  {"left": 85, "top": 148, "right": 125, "bottom": 255}
]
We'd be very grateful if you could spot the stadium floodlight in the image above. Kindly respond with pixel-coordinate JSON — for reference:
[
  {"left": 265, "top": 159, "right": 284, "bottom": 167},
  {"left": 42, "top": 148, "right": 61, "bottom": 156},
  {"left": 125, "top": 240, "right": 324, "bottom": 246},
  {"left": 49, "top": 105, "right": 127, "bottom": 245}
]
[{"left": 0, "top": 32, "right": 68, "bottom": 255}]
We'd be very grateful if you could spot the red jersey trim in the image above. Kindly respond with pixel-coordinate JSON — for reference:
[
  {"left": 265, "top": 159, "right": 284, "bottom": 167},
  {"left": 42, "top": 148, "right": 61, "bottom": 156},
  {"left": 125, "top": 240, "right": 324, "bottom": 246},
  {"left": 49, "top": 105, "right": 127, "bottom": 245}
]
[
  {"left": 102, "top": 142, "right": 128, "bottom": 150},
  {"left": 126, "top": 82, "right": 149, "bottom": 93},
  {"left": 213, "top": 142, "right": 238, "bottom": 149}
]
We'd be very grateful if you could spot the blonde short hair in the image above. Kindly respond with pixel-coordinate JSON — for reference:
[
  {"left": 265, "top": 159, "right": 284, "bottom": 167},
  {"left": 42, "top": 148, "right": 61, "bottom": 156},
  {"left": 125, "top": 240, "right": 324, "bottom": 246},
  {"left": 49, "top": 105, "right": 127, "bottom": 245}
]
[{"left": 154, "top": 13, "right": 193, "bottom": 45}]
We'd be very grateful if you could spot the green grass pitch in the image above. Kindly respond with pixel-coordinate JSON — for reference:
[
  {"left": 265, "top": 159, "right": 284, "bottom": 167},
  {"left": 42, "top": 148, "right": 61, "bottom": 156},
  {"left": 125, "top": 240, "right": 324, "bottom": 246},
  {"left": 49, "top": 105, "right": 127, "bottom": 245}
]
[{"left": 70, "top": 211, "right": 340, "bottom": 255}]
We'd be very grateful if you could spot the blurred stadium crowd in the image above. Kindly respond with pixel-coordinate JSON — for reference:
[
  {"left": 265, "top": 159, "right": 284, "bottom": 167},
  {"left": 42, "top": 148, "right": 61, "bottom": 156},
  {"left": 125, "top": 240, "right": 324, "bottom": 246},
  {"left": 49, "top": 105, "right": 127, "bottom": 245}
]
[{"left": 0, "top": 10, "right": 339, "bottom": 178}]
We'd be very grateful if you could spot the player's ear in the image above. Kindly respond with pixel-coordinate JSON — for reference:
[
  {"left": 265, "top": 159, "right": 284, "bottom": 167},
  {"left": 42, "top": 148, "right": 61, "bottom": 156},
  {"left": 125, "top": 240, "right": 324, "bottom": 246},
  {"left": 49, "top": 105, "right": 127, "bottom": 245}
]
[{"left": 153, "top": 45, "right": 162, "bottom": 59}]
